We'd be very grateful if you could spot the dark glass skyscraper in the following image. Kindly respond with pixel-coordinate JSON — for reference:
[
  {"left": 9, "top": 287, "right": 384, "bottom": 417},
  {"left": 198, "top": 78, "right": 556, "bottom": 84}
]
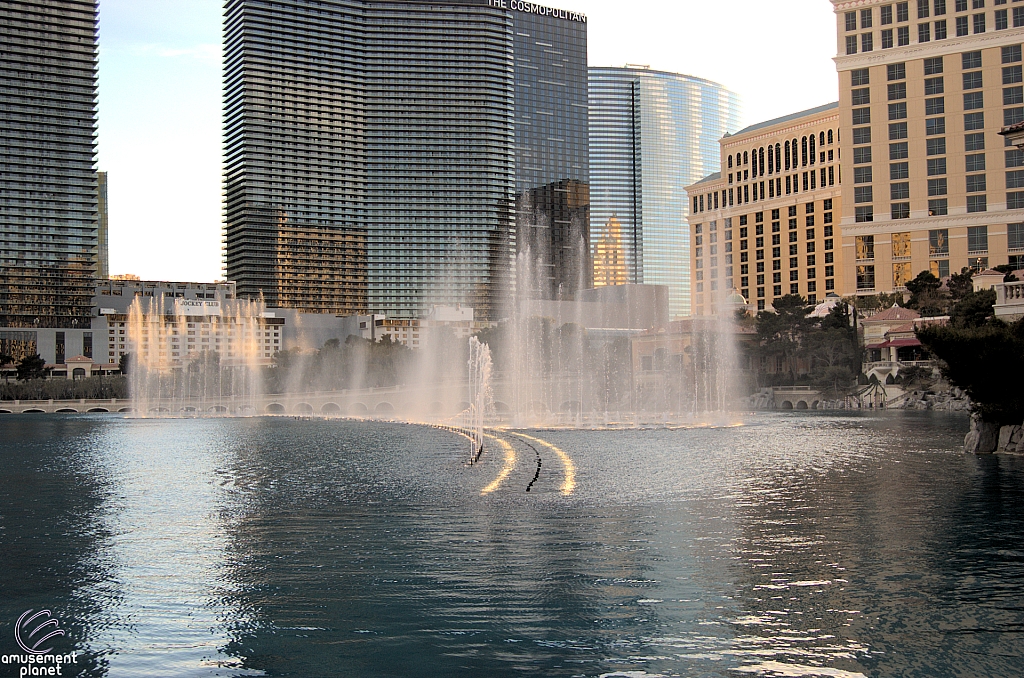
[
  {"left": 0, "top": 0, "right": 99, "bottom": 329},
  {"left": 224, "top": 0, "right": 587, "bottom": 320}
]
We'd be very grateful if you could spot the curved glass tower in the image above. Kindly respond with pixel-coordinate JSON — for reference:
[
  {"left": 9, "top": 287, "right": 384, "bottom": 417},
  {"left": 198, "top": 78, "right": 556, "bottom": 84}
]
[{"left": 589, "top": 67, "right": 740, "bottom": 318}]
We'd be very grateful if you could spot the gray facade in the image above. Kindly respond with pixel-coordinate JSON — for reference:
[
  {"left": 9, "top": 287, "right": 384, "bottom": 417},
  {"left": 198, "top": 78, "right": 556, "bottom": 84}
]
[
  {"left": 0, "top": 0, "right": 100, "bottom": 329},
  {"left": 224, "top": 0, "right": 588, "bottom": 321},
  {"left": 588, "top": 67, "right": 741, "bottom": 318}
]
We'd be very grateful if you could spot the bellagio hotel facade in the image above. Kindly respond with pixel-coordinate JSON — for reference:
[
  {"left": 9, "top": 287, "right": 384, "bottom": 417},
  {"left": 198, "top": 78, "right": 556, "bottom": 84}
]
[
  {"left": 687, "top": 104, "right": 843, "bottom": 314},
  {"left": 835, "top": 0, "right": 1024, "bottom": 296}
]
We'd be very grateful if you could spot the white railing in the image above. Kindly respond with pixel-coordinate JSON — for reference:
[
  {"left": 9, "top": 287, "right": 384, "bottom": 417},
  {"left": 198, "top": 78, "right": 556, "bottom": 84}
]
[{"left": 995, "top": 281, "right": 1024, "bottom": 320}]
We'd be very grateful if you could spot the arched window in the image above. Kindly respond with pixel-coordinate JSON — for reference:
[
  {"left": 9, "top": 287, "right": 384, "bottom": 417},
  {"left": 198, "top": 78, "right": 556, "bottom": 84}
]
[
  {"left": 828, "top": 129, "right": 834, "bottom": 145},
  {"left": 728, "top": 155, "right": 733, "bottom": 169},
  {"left": 784, "top": 141, "right": 791, "bottom": 170},
  {"left": 775, "top": 143, "right": 781, "bottom": 173},
  {"left": 743, "top": 151, "right": 748, "bottom": 165},
  {"left": 801, "top": 136, "right": 808, "bottom": 167},
  {"left": 751, "top": 150, "right": 757, "bottom": 177},
  {"left": 759, "top": 147, "right": 765, "bottom": 176},
  {"left": 809, "top": 134, "right": 816, "bottom": 165},
  {"left": 819, "top": 131, "right": 825, "bottom": 146},
  {"left": 767, "top": 145, "right": 774, "bottom": 174}
]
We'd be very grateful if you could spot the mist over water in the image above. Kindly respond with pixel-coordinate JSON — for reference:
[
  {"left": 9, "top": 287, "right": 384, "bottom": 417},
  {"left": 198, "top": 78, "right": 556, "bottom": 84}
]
[{"left": 3, "top": 411, "right": 1023, "bottom": 677}]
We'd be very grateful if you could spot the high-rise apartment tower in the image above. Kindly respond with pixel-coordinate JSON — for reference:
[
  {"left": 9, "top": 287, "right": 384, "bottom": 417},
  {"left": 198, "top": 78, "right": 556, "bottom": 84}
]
[
  {"left": 0, "top": 0, "right": 99, "bottom": 329},
  {"left": 224, "top": 0, "right": 588, "bottom": 320},
  {"left": 588, "top": 66, "right": 741, "bottom": 318}
]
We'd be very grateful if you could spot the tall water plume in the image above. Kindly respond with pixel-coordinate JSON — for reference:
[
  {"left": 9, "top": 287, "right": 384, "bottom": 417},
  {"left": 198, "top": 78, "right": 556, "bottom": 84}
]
[{"left": 127, "top": 295, "right": 267, "bottom": 416}]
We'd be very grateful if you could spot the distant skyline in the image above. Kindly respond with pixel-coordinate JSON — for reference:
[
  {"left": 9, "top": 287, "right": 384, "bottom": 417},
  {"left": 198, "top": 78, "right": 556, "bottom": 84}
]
[{"left": 98, "top": 0, "right": 839, "bottom": 282}]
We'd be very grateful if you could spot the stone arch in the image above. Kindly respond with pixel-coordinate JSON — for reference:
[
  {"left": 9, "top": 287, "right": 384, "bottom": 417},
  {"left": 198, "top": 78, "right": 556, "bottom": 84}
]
[
  {"left": 811, "top": 400, "right": 820, "bottom": 409},
  {"left": 87, "top": 407, "right": 110, "bottom": 413},
  {"left": 321, "top": 402, "right": 341, "bottom": 414},
  {"left": 0, "top": 408, "right": 12, "bottom": 414},
  {"left": 456, "top": 401, "right": 471, "bottom": 412},
  {"left": 779, "top": 400, "right": 794, "bottom": 410},
  {"left": 796, "top": 400, "right": 808, "bottom": 410},
  {"left": 22, "top": 408, "right": 45, "bottom": 413},
  {"left": 294, "top": 402, "right": 314, "bottom": 414},
  {"left": 348, "top": 402, "right": 369, "bottom": 416},
  {"left": 55, "top": 408, "right": 79, "bottom": 413},
  {"left": 209, "top": 405, "right": 228, "bottom": 413},
  {"left": 117, "top": 407, "right": 134, "bottom": 413},
  {"left": 150, "top": 407, "right": 170, "bottom": 413},
  {"left": 374, "top": 401, "right": 395, "bottom": 415},
  {"left": 493, "top": 401, "right": 511, "bottom": 415},
  {"left": 559, "top": 400, "right": 582, "bottom": 414},
  {"left": 265, "top": 403, "right": 285, "bottom": 414}
]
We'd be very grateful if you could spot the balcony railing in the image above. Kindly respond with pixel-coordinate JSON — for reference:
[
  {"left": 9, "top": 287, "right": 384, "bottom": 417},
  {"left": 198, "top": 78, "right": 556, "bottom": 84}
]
[{"left": 995, "top": 280, "right": 1024, "bottom": 319}]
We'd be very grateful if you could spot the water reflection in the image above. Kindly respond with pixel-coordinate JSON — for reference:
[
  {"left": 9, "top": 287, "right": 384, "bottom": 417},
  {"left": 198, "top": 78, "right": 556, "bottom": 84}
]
[{"left": 2, "top": 412, "right": 1023, "bottom": 677}]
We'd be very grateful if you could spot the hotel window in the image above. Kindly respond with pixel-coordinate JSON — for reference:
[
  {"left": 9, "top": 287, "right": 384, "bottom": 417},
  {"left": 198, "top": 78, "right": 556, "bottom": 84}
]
[
  {"left": 955, "top": 0, "right": 966, "bottom": 10},
  {"left": 897, "top": 1, "right": 910, "bottom": 21},
  {"left": 1004, "top": 45, "right": 1022, "bottom": 63},
  {"left": 973, "top": 12, "right": 986, "bottom": 32},
  {"left": 968, "top": 225, "right": 989, "bottom": 252},
  {"left": 936, "top": 0, "right": 947, "bottom": 15},
  {"left": 919, "top": 0, "right": 930, "bottom": 16},
  {"left": 857, "top": 265, "right": 876, "bottom": 290},
  {"left": 899, "top": 25, "right": 911, "bottom": 43},
  {"left": 930, "top": 259, "right": 951, "bottom": 278},
  {"left": 891, "top": 141, "right": 909, "bottom": 159},
  {"left": 929, "top": 198, "right": 949, "bottom": 215},
  {"left": 852, "top": 108, "right": 871, "bottom": 126},
  {"left": 882, "top": 28, "right": 895, "bottom": 47},
  {"left": 892, "top": 182, "right": 910, "bottom": 199},
  {"left": 963, "top": 50, "right": 982, "bottom": 70},
  {"left": 936, "top": 18, "right": 948, "bottom": 36},
  {"left": 887, "top": 122, "right": 906, "bottom": 141},
  {"left": 890, "top": 102, "right": 909, "bottom": 119},
  {"left": 1008, "top": 223, "right": 1024, "bottom": 249},
  {"left": 892, "top": 161, "right": 910, "bottom": 179},
  {"left": 1010, "top": 150, "right": 1024, "bottom": 169},
  {"left": 963, "top": 87, "right": 984, "bottom": 106},
  {"left": 925, "top": 97, "right": 944, "bottom": 116},
  {"left": 968, "top": 256, "right": 989, "bottom": 270},
  {"left": 930, "top": 229, "right": 949, "bottom": 256},
  {"left": 966, "top": 132, "right": 986, "bottom": 151},
  {"left": 888, "top": 82, "right": 907, "bottom": 100},
  {"left": 1005, "top": 65, "right": 1023, "bottom": 84},
  {"left": 1016, "top": 6, "right": 1024, "bottom": 27},
  {"left": 888, "top": 63, "right": 907, "bottom": 80},
  {"left": 892, "top": 202, "right": 911, "bottom": 218},
  {"left": 919, "top": 22, "right": 932, "bottom": 40},
  {"left": 967, "top": 154, "right": 986, "bottom": 172},
  {"left": 1008, "top": 169, "right": 1024, "bottom": 188},
  {"left": 926, "top": 137, "right": 946, "bottom": 155},
  {"left": 928, "top": 177, "right": 948, "bottom": 194},
  {"left": 862, "top": 7, "right": 874, "bottom": 26},
  {"left": 893, "top": 262, "right": 914, "bottom": 287},
  {"left": 854, "top": 147, "right": 873, "bottom": 164},
  {"left": 973, "top": 0, "right": 984, "bottom": 7},
  {"left": 855, "top": 206, "right": 874, "bottom": 222},
  {"left": 1005, "top": 86, "right": 1024, "bottom": 105},
  {"left": 1006, "top": 107, "right": 1024, "bottom": 125},
  {"left": 965, "top": 112, "right": 985, "bottom": 129},
  {"left": 997, "top": 8, "right": 1009, "bottom": 28},
  {"left": 925, "top": 76, "right": 944, "bottom": 94},
  {"left": 956, "top": 15, "right": 969, "bottom": 34},
  {"left": 893, "top": 232, "right": 912, "bottom": 257},
  {"left": 963, "top": 70, "right": 983, "bottom": 89},
  {"left": 856, "top": 235, "right": 876, "bottom": 260},
  {"left": 926, "top": 117, "right": 946, "bottom": 135},
  {"left": 846, "top": 11, "right": 858, "bottom": 30},
  {"left": 862, "top": 32, "right": 874, "bottom": 51},
  {"left": 967, "top": 194, "right": 987, "bottom": 212},
  {"left": 928, "top": 157, "right": 948, "bottom": 175},
  {"left": 853, "top": 127, "right": 872, "bottom": 145}
]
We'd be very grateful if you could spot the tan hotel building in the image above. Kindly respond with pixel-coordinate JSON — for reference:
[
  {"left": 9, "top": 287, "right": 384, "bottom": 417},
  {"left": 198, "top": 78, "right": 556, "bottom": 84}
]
[
  {"left": 687, "top": 103, "right": 843, "bottom": 314},
  {"left": 834, "top": 0, "right": 1024, "bottom": 296}
]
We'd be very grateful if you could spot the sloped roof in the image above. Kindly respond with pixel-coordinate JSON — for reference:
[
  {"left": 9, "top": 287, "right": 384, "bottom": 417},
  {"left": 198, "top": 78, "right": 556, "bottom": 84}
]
[
  {"left": 733, "top": 102, "right": 839, "bottom": 136},
  {"left": 690, "top": 171, "right": 721, "bottom": 187},
  {"left": 864, "top": 304, "right": 921, "bottom": 322}
]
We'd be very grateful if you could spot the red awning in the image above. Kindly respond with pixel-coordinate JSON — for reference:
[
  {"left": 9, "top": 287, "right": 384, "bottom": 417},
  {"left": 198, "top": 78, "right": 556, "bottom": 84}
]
[
  {"left": 865, "top": 342, "right": 888, "bottom": 350},
  {"left": 887, "top": 337, "right": 921, "bottom": 348}
]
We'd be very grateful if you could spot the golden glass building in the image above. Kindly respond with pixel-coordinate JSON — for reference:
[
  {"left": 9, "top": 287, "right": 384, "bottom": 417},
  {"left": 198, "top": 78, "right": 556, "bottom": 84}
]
[
  {"left": 834, "top": 0, "right": 1024, "bottom": 296},
  {"left": 687, "top": 103, "right": 843, "bottom": 314}
]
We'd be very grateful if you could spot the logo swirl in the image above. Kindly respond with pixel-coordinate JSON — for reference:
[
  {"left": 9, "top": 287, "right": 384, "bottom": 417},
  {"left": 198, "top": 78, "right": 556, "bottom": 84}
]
[{"left": 14, "top": 609, "right": 65, "bottom": 654}]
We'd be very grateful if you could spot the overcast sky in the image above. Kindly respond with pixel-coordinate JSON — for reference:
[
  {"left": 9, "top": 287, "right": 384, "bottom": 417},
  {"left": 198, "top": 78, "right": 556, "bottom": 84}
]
[{"left": 97, "top": 0, "right": 839, "bottom": 282}]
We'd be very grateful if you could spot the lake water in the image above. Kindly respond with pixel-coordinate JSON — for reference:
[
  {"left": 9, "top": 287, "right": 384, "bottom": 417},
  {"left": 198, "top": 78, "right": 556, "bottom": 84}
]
[{"left": 2, "top": 412, "right": 1023, "bottom": 677}]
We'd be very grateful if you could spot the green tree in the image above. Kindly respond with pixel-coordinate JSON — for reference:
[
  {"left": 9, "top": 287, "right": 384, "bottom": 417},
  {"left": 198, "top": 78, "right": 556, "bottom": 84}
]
[
  {"left": 16, "top": 353, "right": 49, "bottom": 381},
  {"left": 947, "top": 267, "right": 974, "bottom": 301},
  {"left": 949, "top": 288, "right": 997, "bottom": 329},
  {"left": 118, "top": 352, "right": 130, "bottom": 376},
  {"left": 918, "top": 317, "right": 1024, "bottom": 425},
  {"left": 905, "top": 270, "right": 948, "bottom": 316}
]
